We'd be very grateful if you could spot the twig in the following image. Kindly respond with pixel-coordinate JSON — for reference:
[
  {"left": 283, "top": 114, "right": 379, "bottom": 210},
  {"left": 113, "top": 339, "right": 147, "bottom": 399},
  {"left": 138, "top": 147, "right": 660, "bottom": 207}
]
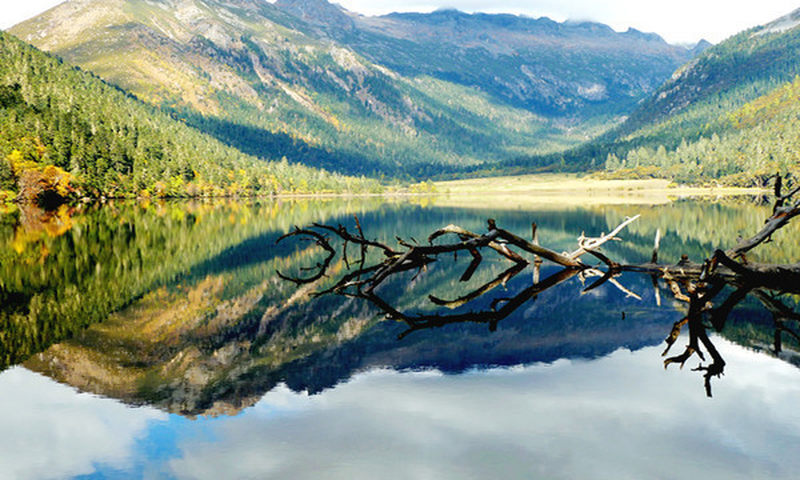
[{"left": 568, "top": 215, "right": 641, "bottom": 259}]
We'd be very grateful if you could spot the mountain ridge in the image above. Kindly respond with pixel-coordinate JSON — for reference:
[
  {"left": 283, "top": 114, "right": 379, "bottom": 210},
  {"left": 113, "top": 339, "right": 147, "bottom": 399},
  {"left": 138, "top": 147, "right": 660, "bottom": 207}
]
[
  {"left": 338, "top": 6, "right": 693, "bottom": 116},
  {"left": 10, "top": 0, "right": 696, "bottom": 177},
  {"left": 528, "top": 6, "right": 800, "bottom": 185}
]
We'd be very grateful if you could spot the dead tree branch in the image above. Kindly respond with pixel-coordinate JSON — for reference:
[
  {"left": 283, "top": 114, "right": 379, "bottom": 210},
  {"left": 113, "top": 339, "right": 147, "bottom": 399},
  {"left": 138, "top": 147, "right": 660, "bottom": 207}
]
[{"left": 277, "top": 174, "right": 800, "bottom": 396}]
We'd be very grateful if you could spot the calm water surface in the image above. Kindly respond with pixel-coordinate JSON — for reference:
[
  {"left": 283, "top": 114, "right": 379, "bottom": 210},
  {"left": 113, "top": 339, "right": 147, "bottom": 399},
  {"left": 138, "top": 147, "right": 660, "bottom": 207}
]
[{"left": 0, "top": 196, "right": 799, "bottom": 479}]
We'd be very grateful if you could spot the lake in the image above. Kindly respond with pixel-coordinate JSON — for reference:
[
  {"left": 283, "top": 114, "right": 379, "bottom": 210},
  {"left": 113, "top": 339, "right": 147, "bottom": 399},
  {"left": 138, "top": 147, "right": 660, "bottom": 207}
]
[{"left": 1, "top": 195, "right": 799, "bottom": 479}]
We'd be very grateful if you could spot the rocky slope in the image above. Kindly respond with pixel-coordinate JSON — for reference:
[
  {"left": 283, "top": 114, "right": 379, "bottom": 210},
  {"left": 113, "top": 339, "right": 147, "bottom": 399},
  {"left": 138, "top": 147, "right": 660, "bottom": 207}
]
[{"left": 342, "top": 8, "right": 693, "bottom": 117}]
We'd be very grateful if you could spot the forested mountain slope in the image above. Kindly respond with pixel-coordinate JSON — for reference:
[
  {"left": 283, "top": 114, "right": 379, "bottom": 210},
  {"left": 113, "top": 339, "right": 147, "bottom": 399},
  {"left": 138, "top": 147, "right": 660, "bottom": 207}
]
[
  {"left": 536, "top": 7, "right": 800, "bottom": 184},
  {"left": 10, "top": 0, "right": 694, "bottom": 178},
  {"left": 0, "top": 31, "right": 378, "bottom": 201}
]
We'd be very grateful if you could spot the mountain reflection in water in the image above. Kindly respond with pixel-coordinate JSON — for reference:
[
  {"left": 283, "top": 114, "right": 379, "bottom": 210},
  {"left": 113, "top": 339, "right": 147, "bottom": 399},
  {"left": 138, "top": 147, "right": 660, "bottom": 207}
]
[{"left": 0, "top": 197, "right": 799, "bottom": 478}]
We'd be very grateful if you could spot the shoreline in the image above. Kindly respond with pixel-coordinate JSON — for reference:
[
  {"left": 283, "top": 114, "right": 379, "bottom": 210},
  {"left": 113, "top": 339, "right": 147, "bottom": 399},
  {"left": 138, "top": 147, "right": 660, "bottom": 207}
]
[
  {"left": 428, "top": 175, "right": 766, "bottom": 207},
  {"left": 1, "top": 175, "right": 769, "bottom": 212},
  {"left": 432, "top": 174, "right": 765, "bottom": 195}
]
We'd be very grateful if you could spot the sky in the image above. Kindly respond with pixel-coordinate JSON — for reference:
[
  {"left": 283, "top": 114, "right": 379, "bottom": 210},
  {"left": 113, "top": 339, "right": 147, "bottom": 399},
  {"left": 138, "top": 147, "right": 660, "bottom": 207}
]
[{"left": 1, "top": 0, "right": 799, "bottom": 44}]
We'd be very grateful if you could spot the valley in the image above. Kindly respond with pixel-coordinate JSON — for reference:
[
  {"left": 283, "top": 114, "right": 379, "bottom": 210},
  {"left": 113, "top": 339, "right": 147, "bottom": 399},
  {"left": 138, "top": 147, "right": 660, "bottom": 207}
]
[{"left": 8, "top": 0, "right": 696, "bottom": 181}]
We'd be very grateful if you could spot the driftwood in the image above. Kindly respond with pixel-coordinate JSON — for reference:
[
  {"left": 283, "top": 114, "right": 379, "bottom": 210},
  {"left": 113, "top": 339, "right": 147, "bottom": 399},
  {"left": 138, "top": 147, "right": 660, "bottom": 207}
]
[
  {"left": 654, "top": 175, "right": 800, "bottom": 396},
  {"left": 278, "top": 174, "right": 800, "bottom": 396}
]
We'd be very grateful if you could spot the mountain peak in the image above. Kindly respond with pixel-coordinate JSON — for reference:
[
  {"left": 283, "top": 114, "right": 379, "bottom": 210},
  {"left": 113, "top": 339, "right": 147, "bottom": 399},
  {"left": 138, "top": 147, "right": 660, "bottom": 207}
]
[
  {"left": 274, "top": 0, "right": 355, "bottom": 30},
  {"left": 689, "top": 39, "right": 712, "bottom": 55},
  {"left": 430, "top": 7, "right": 467, "bottom": 16},
  {"left": 621, "top": 27, "right": 667, "bottom": 44},
  {"left": 755, "top": 7, "right": 800, "bottom": 36}
]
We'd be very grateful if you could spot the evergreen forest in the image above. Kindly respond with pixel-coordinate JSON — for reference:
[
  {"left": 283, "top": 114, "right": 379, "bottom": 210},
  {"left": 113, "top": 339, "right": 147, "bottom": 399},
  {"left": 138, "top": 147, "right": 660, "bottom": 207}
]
[{"left": 0, "top": 31, "right": 380, "bottom": 205}]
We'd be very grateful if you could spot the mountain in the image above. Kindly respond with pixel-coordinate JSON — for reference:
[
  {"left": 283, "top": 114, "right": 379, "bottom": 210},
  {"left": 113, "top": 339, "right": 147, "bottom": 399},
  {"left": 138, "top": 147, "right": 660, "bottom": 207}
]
[
  {"left": 334, "top": 8, "right": 692, "bottom": 117},
  {"left": 274, "top": 0, "right": 355, "bottom": 32},
  {"left": 552, "top": 7, "right": 800, "bottom": 184},
  {"left": 621, "top": 11, "right": 800, "bottom": 135},
  {"left": 689, "top": 39, "right": 712, "bottom": 57},
  {"left": 10, "top": 0, "right": 695, "bottom": 178},
  {"left": 0, "top": 30, "right": 379, "bottom": 201}
]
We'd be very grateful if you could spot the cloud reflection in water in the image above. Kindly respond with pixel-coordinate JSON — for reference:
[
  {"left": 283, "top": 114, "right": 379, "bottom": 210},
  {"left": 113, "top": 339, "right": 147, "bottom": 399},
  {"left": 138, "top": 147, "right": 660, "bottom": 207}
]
[
  {"left": 167, "top": 337, "right": 800, "bottom": 480},
  {"left": 1, "top": 337, "right": 799, "bottom": 479},
  {"left": 0, "top": 367, "right": 166, "bottom": 480}
]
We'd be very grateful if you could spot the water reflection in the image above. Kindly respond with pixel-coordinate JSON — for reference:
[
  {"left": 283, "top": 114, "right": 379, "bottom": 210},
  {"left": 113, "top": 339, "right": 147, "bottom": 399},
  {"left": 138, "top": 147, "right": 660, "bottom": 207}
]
[
  {"left": 1, "top": 196, "right": 799, "bottom": 477},
  {"left": 662, "top": 277, "right": 800, "bottom": 396},
  {"left": 275, "top": 202, "right": 800, "bottom": 398},
  {"left": 0, "top": 367, "right": 166, "bottom": 480},
  {"left": 0, "top": 198, "right": 794, "bottom": 415},
  {"left": 3, "top": 340, "right": 800, "bottom": 479},
  {"left": 0, "top": 197, "right": 392, "bottom": 369},
  {"left": 164, "top": 342, "right": 800, "bottom": 480}
]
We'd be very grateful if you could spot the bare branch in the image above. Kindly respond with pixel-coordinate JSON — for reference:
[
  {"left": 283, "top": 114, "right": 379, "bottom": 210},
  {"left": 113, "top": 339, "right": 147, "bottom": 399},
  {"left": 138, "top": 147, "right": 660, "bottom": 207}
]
[
  {"left": 491, "top": 226, "right": 584, "bottom": 267},
  {"left": 727, "top": 200, "right": 800, "bottom": 258},
  {"left": 651, "top": 228, "right": 661, "bottom": 264},
  {"left": 429, "top": 224, "right": 526, "bottom": 264},
  {"left": 662, "top": 317, "right": 688, "bottom": 356},
  {"left": 275, "top": 227, "right": 336, "bottom": 284},
  {"left": 568, "top": 214, "right": 641, "bottom": 259}
]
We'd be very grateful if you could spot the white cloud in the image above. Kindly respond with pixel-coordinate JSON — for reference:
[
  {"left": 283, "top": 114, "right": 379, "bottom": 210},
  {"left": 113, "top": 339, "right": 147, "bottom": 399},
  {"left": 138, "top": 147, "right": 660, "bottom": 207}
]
[
  {"left": 167, "top": 338, "right": 800, "bottom": 480},
  {"left": 1, "top": 337, "right": 799, "bottom": 479},
  {"left": 0, "top": 367, "right": 167, "bottom": 480}
]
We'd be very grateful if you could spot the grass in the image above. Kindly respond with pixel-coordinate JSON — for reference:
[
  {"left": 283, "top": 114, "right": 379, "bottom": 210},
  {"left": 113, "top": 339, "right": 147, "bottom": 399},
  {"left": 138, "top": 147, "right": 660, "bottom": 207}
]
[{"left": 431, "top": 174, "right": 766, "bottom": 209}]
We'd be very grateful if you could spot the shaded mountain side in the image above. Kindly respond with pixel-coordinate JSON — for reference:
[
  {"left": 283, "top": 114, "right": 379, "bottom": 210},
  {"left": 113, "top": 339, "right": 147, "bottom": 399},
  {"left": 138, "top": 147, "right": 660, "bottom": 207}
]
[{"left": 176, "top": 112, "right": 387, "bottom": 177}]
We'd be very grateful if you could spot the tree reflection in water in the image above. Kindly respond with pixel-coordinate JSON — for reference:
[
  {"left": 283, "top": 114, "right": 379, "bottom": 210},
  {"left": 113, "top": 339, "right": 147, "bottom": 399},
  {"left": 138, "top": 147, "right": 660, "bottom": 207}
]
[{"left": 2, "top": 194, "right": 798, "bottom": 415}]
